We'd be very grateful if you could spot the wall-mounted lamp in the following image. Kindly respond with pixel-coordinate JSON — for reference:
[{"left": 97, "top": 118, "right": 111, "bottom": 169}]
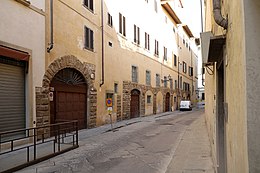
[{"left": 161, "top": 74, "right": 172, "bottom": 83}]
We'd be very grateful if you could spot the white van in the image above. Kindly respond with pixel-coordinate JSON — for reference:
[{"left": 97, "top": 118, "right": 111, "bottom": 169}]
[{"left": 179, "top": 100, "right": 192, "bottom": 111}]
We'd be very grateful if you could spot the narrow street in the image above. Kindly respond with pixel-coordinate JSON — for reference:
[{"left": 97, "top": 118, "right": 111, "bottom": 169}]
[{"left": 18, "top": 109, "right": 214, "bottom": 173}]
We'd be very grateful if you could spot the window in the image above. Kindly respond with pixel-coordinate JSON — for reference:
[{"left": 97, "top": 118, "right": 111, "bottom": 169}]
[
  {"left": 146, "top": 70, "right": 151, "bottom": 86},
  {"left": 114, "top": 83, "right": 118, "bottom": 93},
  {"left": 183, "top": 82, "right": 190, "bottom": 91},
  {"left": 183, "top": 61, "right": 187, "bottom": 73},
  {"left": 145, "top": 0, "right": 149, "bottom": 3},
  {"left": 165, "top": 16, "right": 167, "bottom": 23},
  {"left": 134, "top": 25, "right": 140, "bottom": 45},
  {"left": 84, "top": 26, "right": 94, "bottom": 51},
  {"left": 202, "top": 93, "right": 205, "bottom": 100},
  {"left": 163, "top": 47, "right": 167, "bottom": 61},
  {"left": 147, "top": 95, "right": 151, "bottom": 103},
  {"left": 156, "top": 74, "right": 160, "bottom": 87},
  {"left": 180, "top": 76, "right": 182, "bottom": 89},
  {"left": 174, "top": 96, "right": 176, "bottom": 102},
  {"left": 145, "top": 32, "right": 150, "bottom": 50},
  {"left": 108, "top": 13, "right": 113, "bottom": 27},
  {"left": 83, "top": 0, "right": 93, "bottom": 12},
  {"left": 154, "top": 0, "right": 158, "bottom": 12},
  {"left": 132, "top": 66, "right": 138, "bottom": 83},
  {"left": 173, "top": 27, "right": 175, "bottom": 33},
  {"left": 119, "top": 13, "right": 126, "bottom": 36},
  {"left": 164, "top": 76, "right": 167, "bottom": 88},
  {"left": 174, "top": 54, "right": 177, "bottom": 66},
  {"left": 170, "top": 79, "right": 173, "bottom": 89},
  {"left": 183, "top": 38, "right": 185, "bottom": 45},
  {"left": 189, "top": 66, "right": 193, "bottom": 76},
  {"left": 175, "top": 80, "right": 177, "bottom": 89},
  {"left": 154, "top": 40, "right": 159, "bottom": 56}
]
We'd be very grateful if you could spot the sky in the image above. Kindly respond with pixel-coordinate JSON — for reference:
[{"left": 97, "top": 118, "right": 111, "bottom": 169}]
[{"left": 179, "top": 0, "right": 203, "bottom": 38}]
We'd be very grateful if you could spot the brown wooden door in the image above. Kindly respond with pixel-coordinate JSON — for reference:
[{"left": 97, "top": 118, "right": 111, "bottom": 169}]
[
  {"left": 130, "top": 89, "right": 140, "bottom": 118},
  {"left": 56, "top": 91, "right": 86, "bottom": 129},
  {"left": 165, "top": 92, "right": 170, "bottom": 112},
  {"left": 50, "top": 68, "right": 87, "bottom": 130}
]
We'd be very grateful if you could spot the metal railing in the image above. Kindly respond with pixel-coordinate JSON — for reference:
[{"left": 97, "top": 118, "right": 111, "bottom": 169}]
[{"left": 0, "top": 121, "right": 79, "bottom": 173}]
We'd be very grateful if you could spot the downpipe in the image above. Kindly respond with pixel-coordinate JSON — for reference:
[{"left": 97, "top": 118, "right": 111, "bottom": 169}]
[
  {"left": 100, "top": 0, "right": 105, "bottom": 87},
  {"left": 47, "top": 0, "right": 54, "bottom": 53},
  {"left": 213, "top": 0, "right": 228, "bottom": 29}
]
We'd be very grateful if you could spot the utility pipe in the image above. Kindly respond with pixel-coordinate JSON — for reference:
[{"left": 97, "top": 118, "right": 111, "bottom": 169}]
[
  {"left": 213, "top": 0, "right": 228, "bottom": 29},
  {"left": 100, "top": 0, "right": 105, "bottom": 87},
  {"left": 47, "top": 0, "right": 54, "bottom": 53}
]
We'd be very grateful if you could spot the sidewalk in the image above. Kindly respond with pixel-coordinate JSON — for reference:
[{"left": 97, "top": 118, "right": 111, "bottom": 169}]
[{"left": 166, "top": 112, "right": 215, "bottom": 173}]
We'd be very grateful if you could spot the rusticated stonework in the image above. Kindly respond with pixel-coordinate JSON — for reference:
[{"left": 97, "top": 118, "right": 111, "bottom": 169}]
[
  {"left": 36, "top": 55, "right": 97, "bottom": 128},
  {"left": 122, "top": 81, "right": 176, "bottom": 120},
  {"left": 117, "top": 95, "right": 122, "bottom": 121}
]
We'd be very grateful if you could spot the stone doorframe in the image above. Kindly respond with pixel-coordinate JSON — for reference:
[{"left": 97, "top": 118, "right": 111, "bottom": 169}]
[
  {"left": 122, "top": 81, "right": 175, "bottom": 120},
  {"left": 36, "top": 55, "right": 97, "bottom": 128}
]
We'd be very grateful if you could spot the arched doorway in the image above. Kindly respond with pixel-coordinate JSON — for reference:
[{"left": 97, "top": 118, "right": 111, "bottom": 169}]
[
  {"left": 50, "top": 68, "right": 87, "bottom": 129},
  {"left": 165, "top": 92, "right": 170, "bottom": 112},
  {"left": 130, "top": 89, "right": 140, "bottom": 118}
]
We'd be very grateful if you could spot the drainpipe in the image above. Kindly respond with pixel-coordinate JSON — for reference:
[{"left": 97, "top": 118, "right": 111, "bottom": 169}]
[
  {"left": 100, "top": 0, "right": 105, "bottom": 87},
  {"left": 213, "top": 0, "right": 228, "bottom": 29},
  {"left": 47, "top": 0, "right": 54, "bottom": 53}
]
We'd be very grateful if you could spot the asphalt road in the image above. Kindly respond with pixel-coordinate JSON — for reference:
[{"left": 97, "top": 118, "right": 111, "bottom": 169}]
[{"left": 18, "top": 109, "right": 213, "bottom": 173}]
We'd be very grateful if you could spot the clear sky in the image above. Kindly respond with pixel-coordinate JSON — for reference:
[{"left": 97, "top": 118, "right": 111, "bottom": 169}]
[{"left": 180, "top": 0, "right": 203, "bottom": 38}]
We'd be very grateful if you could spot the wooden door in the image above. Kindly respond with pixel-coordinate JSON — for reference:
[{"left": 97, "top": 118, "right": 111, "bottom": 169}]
[
  {"left": 50, "top": 68, "right": 87, "bottom": 130},
  {"left": 130, "top": 89, "right": 140, "bottom": 118},
  {"left": 165, "top": 92, "right": 170, "bottom": 112},
  {"left": 56, "top": 91, "right": 86, "bottom": 129}
]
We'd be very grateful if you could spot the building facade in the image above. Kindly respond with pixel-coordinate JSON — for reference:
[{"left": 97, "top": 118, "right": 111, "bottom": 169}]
[
  {"left": 0, "top": 0, "right": 198, "bottom": 135},
  {"left": 0, "top": 0, "right": 45, "bottom": 133},
  {"left": 202, "top": 0, "right": 260, "bottom": 172},
  {"left": 36, "top": 0, "right": 198, "bottom": 129}
]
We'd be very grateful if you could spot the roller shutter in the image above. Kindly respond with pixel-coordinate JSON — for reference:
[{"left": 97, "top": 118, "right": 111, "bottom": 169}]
[{"left": 0, "top": 57, "right": 25, "bottom": 134}]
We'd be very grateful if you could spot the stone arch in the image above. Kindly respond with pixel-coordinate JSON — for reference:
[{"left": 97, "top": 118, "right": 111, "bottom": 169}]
[
  {"left": 42, "top": 55, "right": 95, "bottom": 91},
  {"left": 36, "top": 55, "right": 97, "bottom": 128}
]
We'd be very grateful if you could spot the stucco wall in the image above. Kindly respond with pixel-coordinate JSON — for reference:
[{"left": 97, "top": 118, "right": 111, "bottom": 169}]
[
  {"left": 244, "top": 0, "right": 260, "bottom": 172},
  {"left": 204, "top": 0, "right": 249, "bottom": 172},
  {"left": 204, "top": 63, "right": 217, "bottom": 168},
  {"left": 0, "top": 0, "right": 45, "bottom": 128}
]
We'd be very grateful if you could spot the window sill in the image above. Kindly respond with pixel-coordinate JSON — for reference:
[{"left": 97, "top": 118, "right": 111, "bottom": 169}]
[{"left": 84, "top": 47, "right": 94, "bottom": 52}]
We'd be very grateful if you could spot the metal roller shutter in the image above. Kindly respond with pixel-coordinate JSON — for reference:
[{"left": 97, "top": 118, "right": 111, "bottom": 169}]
[{"left": 0, "top": 58, "right": 25, "bottom": 134}]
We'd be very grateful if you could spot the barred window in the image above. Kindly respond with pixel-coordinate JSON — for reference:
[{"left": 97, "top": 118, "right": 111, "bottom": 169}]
[
  {"left": 132, "top": 66, "right": 138, "bottom": 83},
  {"left": 146, "top": 70, "right": 151, "bottom": 86}
]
